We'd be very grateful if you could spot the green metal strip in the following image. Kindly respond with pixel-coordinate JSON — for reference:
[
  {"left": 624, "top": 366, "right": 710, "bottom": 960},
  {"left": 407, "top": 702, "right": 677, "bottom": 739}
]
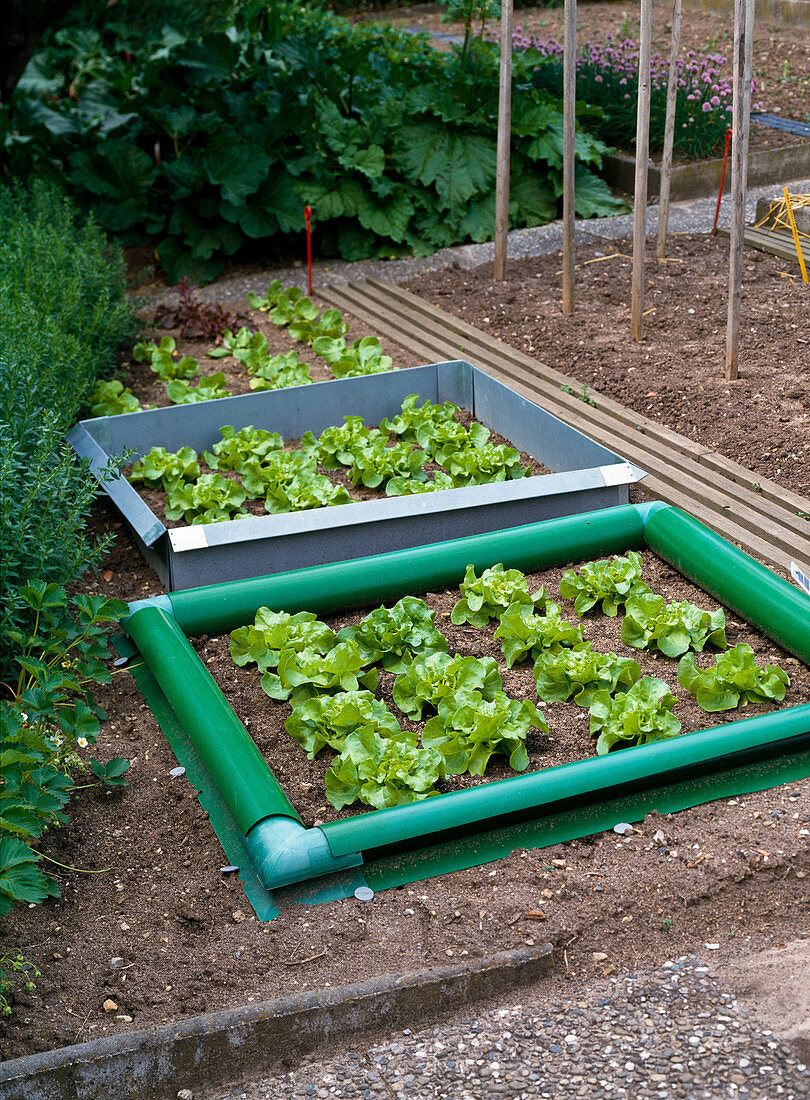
[{"left": 162, "top": 503, "right": 652, "bottom": 637}]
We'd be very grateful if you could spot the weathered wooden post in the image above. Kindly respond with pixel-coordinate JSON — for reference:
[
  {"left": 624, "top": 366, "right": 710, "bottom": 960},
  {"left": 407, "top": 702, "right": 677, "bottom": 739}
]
[
  {"left": 725, "top": 0, "right": 755, "bottom": 379},
  {"left": 562, "top": 0, "right": 577, "bottom": 314},
  {"left": 656, "top": 0, "right": 682, "bottom": 260},
  {"left": 494, "top": 0, "right": 514, "bottom": 281},
  {"left": 630, "top": 0, "right": 653, "bottom": 340}
]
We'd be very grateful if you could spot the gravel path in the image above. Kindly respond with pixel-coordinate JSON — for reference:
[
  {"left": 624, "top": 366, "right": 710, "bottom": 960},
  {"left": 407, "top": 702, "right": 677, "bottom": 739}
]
[
  {"left": 195, "top": 957, "right": 810, "bottom": 1100},
  {"left": 174, "top": 178, "right": 810, "bottom": 307}
]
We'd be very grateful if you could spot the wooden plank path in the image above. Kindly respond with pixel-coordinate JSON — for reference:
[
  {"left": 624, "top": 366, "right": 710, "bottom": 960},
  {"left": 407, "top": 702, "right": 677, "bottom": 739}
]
[
  {"left": 716, "top": 224, "right": 808, "bottom": 263},
  {"left": 321, "top": 278, "right": 810, "bottom": 578}
]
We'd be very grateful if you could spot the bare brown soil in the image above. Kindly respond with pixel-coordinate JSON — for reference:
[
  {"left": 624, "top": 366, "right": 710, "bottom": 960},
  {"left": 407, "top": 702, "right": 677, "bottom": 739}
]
[
  {"left": 407, "top": 232, "right": 810, "bottom": 496},
  {"left": 3, "top": 234, "right": 810, "bottom": 1062},
  {"left": 360, "top": 1, "right": 810, "bottom": 152}
]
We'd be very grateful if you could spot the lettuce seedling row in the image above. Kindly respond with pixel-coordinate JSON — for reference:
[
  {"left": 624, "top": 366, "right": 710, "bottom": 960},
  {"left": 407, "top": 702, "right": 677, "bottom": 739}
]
[
  {"left": 122, "top": 503, "right": 810, "bottom": 920},
  {"left": 68, "top": 361, "right": 643, "bottom": 590}
]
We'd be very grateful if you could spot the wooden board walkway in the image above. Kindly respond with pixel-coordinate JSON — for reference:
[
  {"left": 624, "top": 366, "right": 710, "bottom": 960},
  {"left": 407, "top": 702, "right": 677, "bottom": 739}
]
[
  {"left": 716, "top": 224, "right": 808, "bottom": 264},
  {"left": 321, "top": 278, "right": 810, "bottom": 578}
]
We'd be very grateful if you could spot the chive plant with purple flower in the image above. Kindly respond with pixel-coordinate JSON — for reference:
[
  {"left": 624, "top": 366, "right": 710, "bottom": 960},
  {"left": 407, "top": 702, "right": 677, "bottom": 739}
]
[{"left": 494, "top": 29, "right": 762, "bottom": 159}]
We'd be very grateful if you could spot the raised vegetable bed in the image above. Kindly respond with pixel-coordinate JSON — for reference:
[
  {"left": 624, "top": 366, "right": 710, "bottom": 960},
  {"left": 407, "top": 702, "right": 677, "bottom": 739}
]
[
  {"left": 121, "top": 503, "right": 810, "bottom": 920},
  {"left": 68, "top": 360, "right": 643, "bottom": 590}
]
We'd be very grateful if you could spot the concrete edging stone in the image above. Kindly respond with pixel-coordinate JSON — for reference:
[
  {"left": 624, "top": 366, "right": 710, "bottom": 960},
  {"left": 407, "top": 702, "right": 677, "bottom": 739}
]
[{"left": 0, "top": 944, "right": 554, "bottom": 1100}]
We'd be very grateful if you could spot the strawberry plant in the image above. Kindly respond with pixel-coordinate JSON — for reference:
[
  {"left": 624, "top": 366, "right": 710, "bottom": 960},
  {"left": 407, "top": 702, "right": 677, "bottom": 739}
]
[
  {"left": 533, "top": 643, "right": 642, "bottom": 706},
  {"left": 621, "top": 593, "right": 727, "bottom": 657},
  {"left": 164, "top": 473, "right": 247, "bottom": 524},
  {"left": 451, "top": 563, "right": 547, "bottom": 628},
  {"left": 677, "top": 643, "right": 789, "bottom": 712},
  {"left": 165, "top": 373, "right": 231, "bottom": 404},
  {"left": 133, "top": 336, "right": 199, "bottom": 381},
  {"left": 559, "top": 551, "right": 650, "bottom": 617},
  {"left": 588, "top": 676, "right": 681, "bottom": 754},
  {"left": 129, "top": 446, "right": 201, "bottom": 490},
  {"left": 493, "top": 601, "right": 584, "bottom": 668}
]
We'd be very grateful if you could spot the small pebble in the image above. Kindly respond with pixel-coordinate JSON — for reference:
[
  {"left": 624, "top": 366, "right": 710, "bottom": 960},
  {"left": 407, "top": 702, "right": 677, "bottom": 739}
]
[{"left": 102, "top": 999, "right": 118, "bottom": 1013}]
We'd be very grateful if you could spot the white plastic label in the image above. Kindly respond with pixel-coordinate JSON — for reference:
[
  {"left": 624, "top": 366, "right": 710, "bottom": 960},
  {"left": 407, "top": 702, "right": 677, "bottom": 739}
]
[{"left": 789, "top": 561, "right": 810, "bottom": 597}]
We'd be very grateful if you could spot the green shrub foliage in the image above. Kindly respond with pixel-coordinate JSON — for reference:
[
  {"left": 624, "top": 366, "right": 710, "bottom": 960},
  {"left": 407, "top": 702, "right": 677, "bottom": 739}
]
[
  {"left": 0, "top": 180, "right": 134, "bottom": 678},
  {"left": 5, "top": 4, "right": 624, "bottom": 282}
]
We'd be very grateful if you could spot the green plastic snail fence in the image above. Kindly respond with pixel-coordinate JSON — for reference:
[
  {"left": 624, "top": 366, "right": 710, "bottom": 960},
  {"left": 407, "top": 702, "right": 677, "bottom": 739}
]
[{"left": 121, "top": 502, "right": 810, "bottom": 920}]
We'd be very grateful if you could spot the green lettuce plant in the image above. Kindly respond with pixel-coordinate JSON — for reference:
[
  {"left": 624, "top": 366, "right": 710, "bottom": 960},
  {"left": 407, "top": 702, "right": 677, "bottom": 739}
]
[
  {"left": 246, "top": 280, "right": 287, "bottom": 312},
  {"left": 248, "top": 351, "right": 313, "bottom": 390},
  {"left": 423, "top": 691, "right": 548, "bottom": 776},
  {"left": 285, "top": 690, "right": 402, "bottom": 758},
  {"left": 301, "top": 417, "right": 376, "bottom": 468},
  {"left": 129, "top": 446, "right": 200, "bottom": 490},
  {"left": 325, "top": 727, "right": 442, "bottom": 810},
  {"left": 533, "top": 643, "right": 641, "bottom": 706},
  {"left": 451, "top": 563, "right": 546, "bottom": 628},
  {"left": 264, "top": 469, "right": 353, "bottom": 514},
  {"left": 348, "top": 437, "right": 426, "bottom": 488},
  {"left": 677, "top": 643, "right": 789, "bottom": 712},
  {"left": 423, "top": 419, "right": 491, "bottom": 461},
  {"left": 133, "top": 336, "right": 199, "bottom": 380},
  {"left": 230, "top": 608, "right": 335, "bottom": 673},
  {"left": 385, "top": 472, "right": 456, "bottom": 496},
  {"left": 381, "top": 394, "right": 463, "bottom": 445},
  {"left": 337, "top": 596, "right": 447, "bottom": 673},
  {"left": 164, "top": 473, "right": 247, "bottom": 524},
  {"left": 207, "top": 327, "right": 258, "bottom": 360},
  {"left": 559, "top": 550, "right": 651, "bottom": 616},
  {"left": 240, "top": 451, "right": 316, "bottom": 497},
  {"left": 166, "top": 373, "right": 231, "bottom": 404},
  {"left": 292, "top": 307, "right": 349, "bottom": 345},
  {"left": 493, "top": 601, "right": 584, "bottom": 667},
  {"left": 313, "top": 334, "right": 391, "bottom": 377},
  {"left": 260, "top": 640, "right": 378, "bottom": 704},
  {"left": 588, "top": 676, "right": 681, "bottom": 754},
  {"left": 392, "top": 651, "right": 502, "bottom": 720},
  {"left": 88, "top": 379, "right": 142, "bottom": 417},
  {"left": 438, "top": 441, "right": 528, "bottom": 486},
  {"left": 202, "top": 425, "right": 284, "bottom": 472},
  {"left": 621, "top": 593, "right": 727, "bottom": 657}
]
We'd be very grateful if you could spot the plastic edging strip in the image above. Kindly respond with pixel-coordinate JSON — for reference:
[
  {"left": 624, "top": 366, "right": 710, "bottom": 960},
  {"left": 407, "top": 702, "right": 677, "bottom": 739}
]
[{"left": 125, "top": 502, "right": 810, "bottom": 899}]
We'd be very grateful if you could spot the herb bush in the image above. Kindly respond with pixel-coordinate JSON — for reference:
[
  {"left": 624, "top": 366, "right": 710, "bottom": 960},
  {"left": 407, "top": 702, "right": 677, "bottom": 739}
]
[
  {"left": 504, "top": 31, "right": 763, "bottom": 159},
  {"left": 5, "top": 3, "right": 623, "bottom": 282},
  {"left": 0, "top": 181, "right": 134, "bottom": 677}
]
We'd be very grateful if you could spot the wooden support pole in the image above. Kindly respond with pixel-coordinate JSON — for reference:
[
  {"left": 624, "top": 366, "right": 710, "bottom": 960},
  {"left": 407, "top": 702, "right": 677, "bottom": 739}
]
[
  {"left": 494, "top": 0, "right": 514, "bottom": 282},
  {"left": 630, "top": 0, "right": 653, "bottom": 341},
  {"left": 656, "top": 0, "right": 682, "bottom": 260},
  {"left": 562, "top": 0, "right": 577, "bottom": 314},
  {"left": 725, "top": 0, "right": 755, "bottom": 379}
]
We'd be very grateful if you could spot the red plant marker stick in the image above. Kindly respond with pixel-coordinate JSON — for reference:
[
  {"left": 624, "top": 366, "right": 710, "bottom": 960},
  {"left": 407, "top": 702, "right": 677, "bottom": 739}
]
[
  {"left": 304, "top": 206, "right": 313, "bottom": 295},
  {"left": 712, "top": 128, "right": 733, "bottom": 237}
]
